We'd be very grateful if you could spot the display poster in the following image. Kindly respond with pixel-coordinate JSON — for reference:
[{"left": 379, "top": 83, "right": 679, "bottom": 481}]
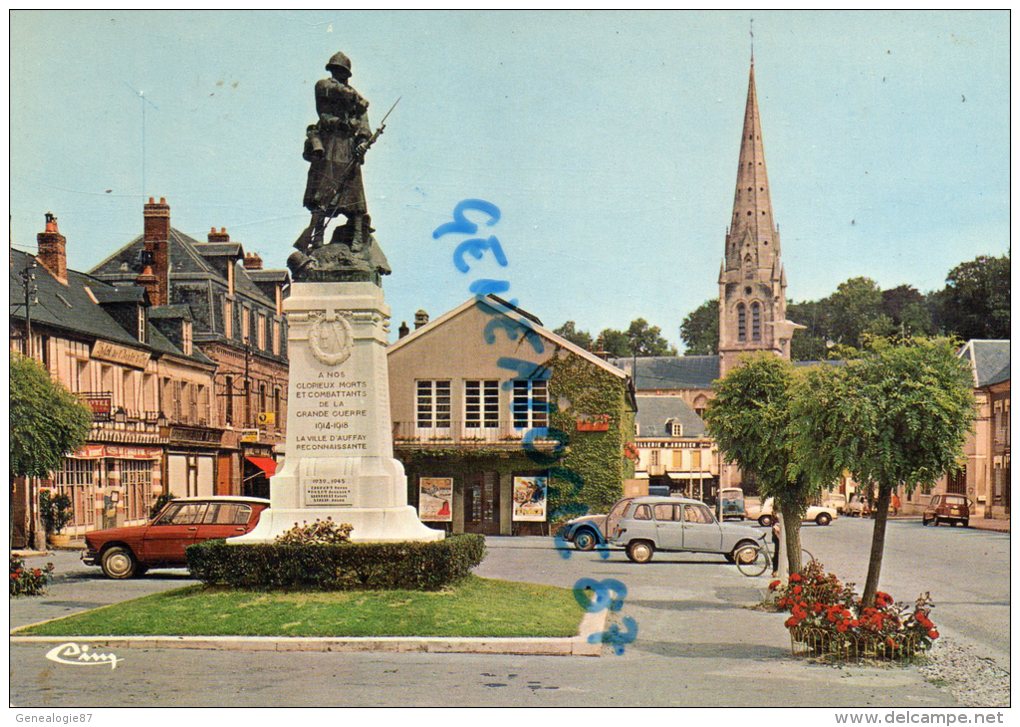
[
  {"left": 418, "top": 477, "right": 453, "bottom": 522},
  {"left": 512, "top": 476, "right": 547, "bottom": 522}
]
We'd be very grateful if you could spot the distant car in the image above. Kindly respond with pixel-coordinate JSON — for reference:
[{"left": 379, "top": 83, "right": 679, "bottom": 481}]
[
  {"left": 845, "top": 494, "right": 870, "bottom": 518},
  {"left": 560, "top": 498, "right": 633, "bottom": 550},
  {"left": 822, "top": 493, "right": 847, "bottom": 514},
  {"left": 923, "top": 494, "right": 973, "bottom": 528},
  {"left": 610, "top": 496, "right": 764, "bottom": 564},
  {"left": 82, "top": 496, "right": 271, "bottom": 579},
  {"left": 754, "top": 498, "right": 838, "bottom": 527},
  {"left": 719, "top": 487, "right": 746, "bottom": 520}
]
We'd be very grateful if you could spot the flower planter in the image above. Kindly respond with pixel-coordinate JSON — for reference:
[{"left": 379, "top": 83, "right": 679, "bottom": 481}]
[{"left": 47, "top": 533, "right": 71, "bottom": 548}]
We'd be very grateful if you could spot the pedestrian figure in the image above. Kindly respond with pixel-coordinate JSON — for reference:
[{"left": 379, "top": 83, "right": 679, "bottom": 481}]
[{"left": 771, "top": 520, "right": 781, "bottom": 577}]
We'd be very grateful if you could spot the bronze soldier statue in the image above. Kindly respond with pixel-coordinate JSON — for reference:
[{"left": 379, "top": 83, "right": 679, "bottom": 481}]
[{"left": 289, "top": 52, "right": 392, "bottom": 283}]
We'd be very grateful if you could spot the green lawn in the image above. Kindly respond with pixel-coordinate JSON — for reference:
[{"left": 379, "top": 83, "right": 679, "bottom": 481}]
[{"left": 18, "top": 576, "right": 583, "bottom": 638}]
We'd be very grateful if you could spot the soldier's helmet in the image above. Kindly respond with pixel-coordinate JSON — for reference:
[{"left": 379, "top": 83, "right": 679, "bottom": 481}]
[{"left": 326, "top": 52, "right": 352, "bottom": 76}]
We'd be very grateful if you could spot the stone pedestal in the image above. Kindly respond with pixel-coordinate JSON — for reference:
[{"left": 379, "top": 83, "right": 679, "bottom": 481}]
[{"left": 233, "top": 282, "right": 442, "bottom": 544}]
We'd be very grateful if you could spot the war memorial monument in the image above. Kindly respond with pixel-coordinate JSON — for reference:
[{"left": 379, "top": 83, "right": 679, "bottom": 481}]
[{"left": 235, "top": 52, "right": 442, "bottom": 543}]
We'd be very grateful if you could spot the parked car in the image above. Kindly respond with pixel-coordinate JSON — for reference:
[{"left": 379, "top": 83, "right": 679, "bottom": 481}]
[
  {"left": 845, "top": 493, "right": 870, "bottom": 517},
  {"left": 719, "top": 487, "right": 746, "bottom": 520},
  {"left": 82, "top": 496, "right": 271, "bottom": 579},
  {"left": 559, "top": 498, "right": 633, "bottom": 550},
  {"left": 822, "top": 493, "right": 847, "bottom": 514},
  {"left": 610, "top": 496, "right": 764, "bottom": 564},
  {"left": 752, "top": 498, "right": 838, "bottom": 527},
  {"left": 923, "top": 494, "right": 973, "bottom": 527}
]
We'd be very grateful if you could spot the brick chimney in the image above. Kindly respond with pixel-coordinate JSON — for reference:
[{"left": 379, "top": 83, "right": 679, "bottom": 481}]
[
  {"left": 243, "top": 252, "right": 263, "bottom": 270},
  {"left": 36, "top": 212, "right": 67, "bottom": 284},
  {"left": 143, "top": 197, "right": 170, "bottom": 306},
  {"left": 414, "top": 309, "right": 429, "bottom": 329},
  {"left": 208, "top": 226, "right": 230, "bottom": 243}
]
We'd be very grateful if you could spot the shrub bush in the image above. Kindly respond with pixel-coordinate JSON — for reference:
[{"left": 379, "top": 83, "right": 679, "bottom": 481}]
[
  {"left": 39, "top": 490, "right": 73, "bottom": 535},
  {"left": 186, "top": 533, "right": 485, "bottom": 591},
  {"left": 10, "top": 556, "right": 55, "bottom": 597},
  {"left": 770, "top": 559, "right": 938, "bottom": 659}
]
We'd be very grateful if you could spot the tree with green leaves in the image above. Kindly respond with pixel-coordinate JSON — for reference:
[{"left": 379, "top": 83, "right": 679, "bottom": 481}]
[
  {"left": 626, "top": 318, "right": 677, "bottom": 356},
  {"left": 595, "top": 328, "right": 631, "bottom": 357},
  {"left": 552, "top": 320, "right": 593, "bottom": 350},
  {"left": 11, "top": 353, "right": 92, "bottom": 477},
  {"left": 680, "top": 299, "right": 719, "bottom": 355},
  {"left": 11, "top": 352, "right": 92, "bottom": 550},
  {"left": 792, "top": 338, "right": 975, "bottom": 607},
  {"left": 931, "top": 254, "right": 1010, "bottom": 341},
  {"left": 703, "top": 352, "right": 822, "bottom": 574},
  {"left": 827, "top": 276, "right": 894, "bottom": 348}
]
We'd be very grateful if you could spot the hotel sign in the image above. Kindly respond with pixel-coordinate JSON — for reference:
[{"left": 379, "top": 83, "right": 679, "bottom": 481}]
[{"left": 91, "top": 341, "right": 150, "bottom": 369}]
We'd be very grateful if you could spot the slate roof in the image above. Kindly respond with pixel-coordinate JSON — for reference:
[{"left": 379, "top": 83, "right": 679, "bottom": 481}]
[
  {"left": 88, "top": 227, "right": 280, "bottom": 308},
  {"left": 961, "top": 340, "right": 1011, "bottom": 388},
  {"left": 610, "top": 355, "right": 721, "bottom": 390},
  {"left": 148, "top": 304, "right": 194, "bottom": 321},
  {"left": 635, "top": 395, "right": 707, "bottom": 438},
  {"left": 985, "top": 363, "right": 1010, "bottom": 387},
  {"left": 10, "top": 249, "right": 212, "bottom": 366}
]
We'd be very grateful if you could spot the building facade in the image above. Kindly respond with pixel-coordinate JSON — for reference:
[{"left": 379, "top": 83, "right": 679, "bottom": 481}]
[
  {"left": 10, "top": 215, "right": 219, "bottom": 547},
  {"left": 632, "top": 394, "right": 718, "bottom": 501},
  {"left": 89, "top": 198, "right": 290, "bottom": 497},
  {"left": 913, "top": 340, "right": 1010, "bottom": 520},
  {"left": 388, "top": 296, "right": 636, "bottom": 535}
]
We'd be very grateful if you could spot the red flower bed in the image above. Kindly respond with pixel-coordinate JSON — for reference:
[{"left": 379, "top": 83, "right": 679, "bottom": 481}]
[
  {"left": 772, "top": 559, "right": 938, "bottom": 659},
  {"left": 10, "top": 555, "right": 54, "bottom": 597}
]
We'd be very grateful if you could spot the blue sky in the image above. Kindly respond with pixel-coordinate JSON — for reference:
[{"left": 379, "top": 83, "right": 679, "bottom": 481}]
[{"left": 9, "top": 10, "right": 1009, "bottom": 350}]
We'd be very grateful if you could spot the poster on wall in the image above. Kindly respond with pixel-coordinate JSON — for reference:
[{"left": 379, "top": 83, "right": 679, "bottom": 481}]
[
  {"left": 418, "top": 477, "right": 453, "bottom": 522},
  {"left": 512, "top": 476, "right": 548, "bottom": 522}
]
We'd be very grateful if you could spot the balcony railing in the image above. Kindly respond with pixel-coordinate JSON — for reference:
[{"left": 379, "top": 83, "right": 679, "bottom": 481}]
[{"left": 392, "top": 420, "right": 554, "bottom": 448}]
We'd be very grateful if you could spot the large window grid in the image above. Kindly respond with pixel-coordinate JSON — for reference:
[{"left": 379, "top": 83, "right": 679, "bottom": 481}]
[
  {"left": 55, "top": 458, "right": 97, "bottom": 529},
  {"left": 737, "top": 304, "right": 747, "bottom": 342},
  {"left": 416, "top": 380, "right": 452, "bottom": 429},
  {"left": 512, "top": 379, "right": 549, "bottom": 430},
  {"left": 121, "top": 459, "right": 153, "bottom": 522},
  {"left": 464, "top": 380, "right": 499, "bottom": 429}
]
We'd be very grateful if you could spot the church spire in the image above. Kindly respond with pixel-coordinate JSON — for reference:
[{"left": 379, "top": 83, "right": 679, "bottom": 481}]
[
  {"left": 718, "top": 58, "right": 791, "bottom": 376},
  {"left": 726, "top": 60, "right": 779, "bottom": 270}
]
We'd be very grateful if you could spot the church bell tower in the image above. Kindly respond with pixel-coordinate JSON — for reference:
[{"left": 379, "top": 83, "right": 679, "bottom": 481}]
[{"left": 718, "top": 59, "right": 798, "bottom": 376}]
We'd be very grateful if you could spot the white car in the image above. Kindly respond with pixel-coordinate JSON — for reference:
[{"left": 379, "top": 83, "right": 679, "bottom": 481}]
[{"left": 752, "top": 498, "right": 838, "bottom": 527}]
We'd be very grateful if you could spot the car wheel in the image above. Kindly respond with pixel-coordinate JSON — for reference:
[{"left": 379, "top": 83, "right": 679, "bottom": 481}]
[
  {"left": 101, "top": 546, "right": 138, "bottom": 579},
  {"left": 950, "top": 520, "right": 959, "bottom": 527},
  {"left": 922, "top": 516, "right": 930, "bottom": 526},
  {"left": 625, "top": 540, "right": 654, "bottom": 564},
  {"left": 815, "top": 513, "right": 832, "bottom": 526},
  {"left": 758, "top": 515, "right": 774, "bottom": 527},
  {"left": 573, "top": 529, "right": 598, "bottom": 551}
]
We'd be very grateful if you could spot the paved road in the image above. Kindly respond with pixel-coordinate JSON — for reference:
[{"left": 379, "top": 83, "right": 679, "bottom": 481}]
[
  {"left": 9, "top": 520, "right": 1006, "bottom": 708},
  {"left": 795, "top": 517, "right": 1010, "bottom": 671}
]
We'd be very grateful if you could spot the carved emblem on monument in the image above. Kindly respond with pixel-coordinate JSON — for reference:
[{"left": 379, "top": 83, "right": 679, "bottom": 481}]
[{"left": 308, "top": 311, "right": 354, "bottom": 366}]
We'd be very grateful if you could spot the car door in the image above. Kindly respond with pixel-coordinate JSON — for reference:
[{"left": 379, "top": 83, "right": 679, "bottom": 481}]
[
  {"left": 680, "top": 503, "right": 723, "bottom": 552},
  {"left": 653, "top": 503, "right": 684, "bottom": 550},
  {"left": 141, "top": 502, "right": 208, "bottom": 564},
  {"left": 604, "top": 498, "right": 634, "bottom": 541},
  {"left": 197, "top": 502, "right": 255, "bottom": 543}
]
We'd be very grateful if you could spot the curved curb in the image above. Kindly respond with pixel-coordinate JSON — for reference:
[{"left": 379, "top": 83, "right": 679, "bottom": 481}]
[{"left": 10, "top": 609, "right": 607, "bottom": 657}]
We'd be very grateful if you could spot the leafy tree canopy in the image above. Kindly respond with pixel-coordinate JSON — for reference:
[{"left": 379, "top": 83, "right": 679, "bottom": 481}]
[
  {"left": 791, "top": 337, "right": 976, "bottom": 605},
  {"left": 10, "top": 353, "right": 92, "bottom": 478},
  {"left": 931, "top": 254, "right": 1010, "bottom": 340},
  {"left": 552, "top": 320, "right": 593, "bottom": 350},
  {"left": 680, "top": 299, "right": 719, "bottom": 355}
]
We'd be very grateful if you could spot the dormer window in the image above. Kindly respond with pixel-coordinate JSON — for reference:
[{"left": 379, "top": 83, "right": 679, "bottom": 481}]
[
  {"left": 138, "top": 306, "right": 147, "bottom": 343},
  {"left": 182, "top": 320, "right": 193, "bottom": 356},
  {"left": 668, "top": 421, "right": 683, "bottom": 437}
]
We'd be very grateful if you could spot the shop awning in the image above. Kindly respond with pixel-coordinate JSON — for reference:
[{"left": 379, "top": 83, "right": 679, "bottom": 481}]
[{"left": 245, "top": 456, "right": 277, "bottom": 478}]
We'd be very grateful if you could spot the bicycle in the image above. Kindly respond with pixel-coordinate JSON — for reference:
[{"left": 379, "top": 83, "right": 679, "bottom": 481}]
[{"left": 734, "top": 540, "right": 816, "bottom": 577}]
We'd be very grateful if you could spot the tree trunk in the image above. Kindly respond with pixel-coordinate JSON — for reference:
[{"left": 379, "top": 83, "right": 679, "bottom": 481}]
[
  {"left": 780, "top": 503, "right": 803, "bottom": 574},
  {"left": 861, "top": 485, "right": 893, "bottom": 608}
]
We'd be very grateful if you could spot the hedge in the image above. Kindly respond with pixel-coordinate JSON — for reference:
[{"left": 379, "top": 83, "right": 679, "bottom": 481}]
[{"left": 186, "top": 534, "right": 486, "bottom": 591}]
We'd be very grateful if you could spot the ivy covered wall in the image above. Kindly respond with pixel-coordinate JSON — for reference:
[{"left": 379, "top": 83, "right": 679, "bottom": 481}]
[{"left": 545, "top": 349, "right": 636, "bottom": 516}]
